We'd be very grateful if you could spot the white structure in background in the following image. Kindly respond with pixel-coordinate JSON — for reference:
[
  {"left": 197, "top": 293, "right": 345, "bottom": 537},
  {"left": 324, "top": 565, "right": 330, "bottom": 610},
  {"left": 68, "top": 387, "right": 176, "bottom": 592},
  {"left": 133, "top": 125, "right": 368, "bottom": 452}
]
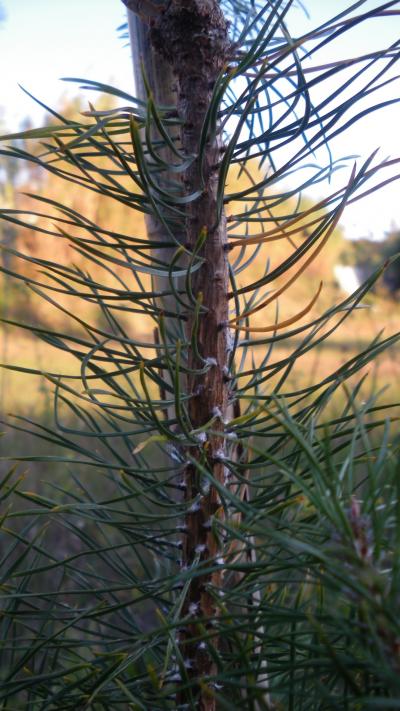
[{"left": 334, "top": 265, "right": 361, "bottom": 295}]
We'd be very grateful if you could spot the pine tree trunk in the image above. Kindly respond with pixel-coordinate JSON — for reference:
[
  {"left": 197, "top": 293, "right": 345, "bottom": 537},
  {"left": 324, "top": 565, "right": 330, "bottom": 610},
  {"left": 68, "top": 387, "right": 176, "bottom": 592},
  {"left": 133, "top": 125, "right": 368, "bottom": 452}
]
[
  {"left": 151, "top": 5, "right": 230, "bottom": 707},
  {"left": 124, "top": 1, "right": 231, "bottom": 707}
]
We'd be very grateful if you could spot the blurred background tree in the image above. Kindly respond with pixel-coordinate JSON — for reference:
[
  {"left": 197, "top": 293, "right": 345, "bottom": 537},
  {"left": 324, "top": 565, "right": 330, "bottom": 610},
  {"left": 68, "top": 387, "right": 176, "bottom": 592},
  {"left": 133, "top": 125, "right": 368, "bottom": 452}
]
[{"left": 341, "top": 228, "right": 400, "bottom": 296}]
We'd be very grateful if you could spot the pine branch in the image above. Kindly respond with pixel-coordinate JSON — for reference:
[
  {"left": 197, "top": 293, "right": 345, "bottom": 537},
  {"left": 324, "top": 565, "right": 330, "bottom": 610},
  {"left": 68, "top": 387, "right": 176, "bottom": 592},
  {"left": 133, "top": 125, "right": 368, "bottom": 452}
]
[{"left": 150, "top": 2, "right": 231, "bottom": 708}]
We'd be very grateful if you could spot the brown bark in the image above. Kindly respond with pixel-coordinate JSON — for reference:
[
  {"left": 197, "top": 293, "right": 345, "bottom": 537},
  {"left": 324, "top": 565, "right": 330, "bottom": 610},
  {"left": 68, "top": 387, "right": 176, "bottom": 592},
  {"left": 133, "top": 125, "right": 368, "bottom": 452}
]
[
  {"left": 124, "top": 0, "right": 231, "bottom": 705},
  {"left": 151, "top": 2, "right": 231, "bottom": 708}
]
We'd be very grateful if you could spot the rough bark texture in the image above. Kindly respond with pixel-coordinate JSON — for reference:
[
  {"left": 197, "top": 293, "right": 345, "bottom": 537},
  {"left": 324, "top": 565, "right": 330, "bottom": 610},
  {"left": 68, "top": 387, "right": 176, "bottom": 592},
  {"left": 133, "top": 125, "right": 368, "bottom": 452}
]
[
  {"left": 125, "top": 0, "right": 231, "bottom": 706},
  {"left": 151, "top": 2, "right": 231, "bottom": 708}
]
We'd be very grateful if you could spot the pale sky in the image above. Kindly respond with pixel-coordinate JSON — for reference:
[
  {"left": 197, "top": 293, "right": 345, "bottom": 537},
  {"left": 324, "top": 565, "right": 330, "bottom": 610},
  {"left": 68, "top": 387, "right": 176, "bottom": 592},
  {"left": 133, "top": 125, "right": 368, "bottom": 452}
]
[{"left": 0, "top": 0, "right": 399, "bottom": 240}]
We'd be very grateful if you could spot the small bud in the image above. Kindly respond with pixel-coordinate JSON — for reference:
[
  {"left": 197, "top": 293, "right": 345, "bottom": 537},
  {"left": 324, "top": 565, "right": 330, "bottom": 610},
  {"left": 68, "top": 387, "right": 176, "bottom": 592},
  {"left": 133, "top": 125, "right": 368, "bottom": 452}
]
[
  {"left": 214, "top": 448, "right": 226, "bottom": 461},
  {"left": 170, "top": 672, "right": 181, "bottom": 682},
  {"left": 188, "top": 501, "right": 201, "bottom": 513},
  {"left": 225, "top": 328, "right": 234, "bottom": 353},
  {"left": 205, "top": 356, "right": 218, "bottom": 367},
  {"left": 195, "top": 543, "right": 207, "bottom": 554},
  {"left": 201, "top": 479, "right": 211, "bottom": 495},
  {"left": 223, "top": 466, "right": 232, "bottom": 484},
  {"left": 189, "top": 602, "right": 199, "bottom": 615}
]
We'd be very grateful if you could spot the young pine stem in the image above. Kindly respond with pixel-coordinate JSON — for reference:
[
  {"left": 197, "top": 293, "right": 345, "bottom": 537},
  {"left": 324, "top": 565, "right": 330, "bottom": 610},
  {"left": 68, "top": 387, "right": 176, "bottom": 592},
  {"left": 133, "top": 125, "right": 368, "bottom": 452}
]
[{"left": 151, "top": 2, "right": 230, "bottom": 707}]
